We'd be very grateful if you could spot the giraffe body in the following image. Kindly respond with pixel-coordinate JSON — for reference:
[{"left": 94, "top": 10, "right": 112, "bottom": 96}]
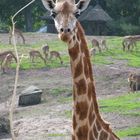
[{"left": 42, "top": 0, "right": 120, "bottom": 139}]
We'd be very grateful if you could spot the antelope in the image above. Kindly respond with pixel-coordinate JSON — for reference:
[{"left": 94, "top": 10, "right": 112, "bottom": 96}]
[
  {"left": 9, "top": 27, "right": 25, "bottom": 44},
  {"left": 91, "top": 38, "right": 108, "bottom": 52},
  {"left": 91, "top": 38, "right": 101, "bottom": 52},
  {"left": 2, "top": 54, "right": 13, "bottom": 73},
  {"left": 128, "top": 73, "right": 140, "bottom": 92},
  {"left": 29, "top": 50, "right": 46, "bottom": 65},
  {"left": 0, "top": 51, "right": 17, "bottom": 67},
  {"left": 50, "top": 51, "right": 63, "bottom": 64},
  {"left": 122, "top": 35, "right": 140, "bottom": 51},
  {"left": 42, "top": 44, "right": 49, "bottom": 60},
  {"left": 42, "top": 45, "right": 63, "bottom": 64},
  {"left": 0, "top": 51, "right": 17, "bottom": 73},
  {"left": 89, "top": 48, "right": 96, "bottom": 56},
  {"left": 101, "top": 39, "right": 108, "bottom": 50}
]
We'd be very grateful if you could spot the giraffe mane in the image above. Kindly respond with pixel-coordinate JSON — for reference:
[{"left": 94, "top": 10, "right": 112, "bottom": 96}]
[
  {"left": 61, "top": 1, "right": 71, "bottom": 12},
  {"left": 54, "top": 0, "right": 76, "bottom": 13},
  {"left": 76, "top": 22, "right": 120, "bottom": 139},
  {"left": 56, "top": 0, "right": 75, "bottom": 4}
]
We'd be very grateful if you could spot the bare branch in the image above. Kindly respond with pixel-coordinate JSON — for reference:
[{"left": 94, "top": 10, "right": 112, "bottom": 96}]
[{"left": 9, "top": 0, "right": 35, "bottom": 140}]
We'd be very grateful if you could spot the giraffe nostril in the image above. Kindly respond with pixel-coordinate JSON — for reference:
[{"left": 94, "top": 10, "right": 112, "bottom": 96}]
[
  {"left": 67, "top": 28, "right": 71, "bottom": 32},
  {"left": 60, "top": 28, "right": 64, "bottom": 32}
]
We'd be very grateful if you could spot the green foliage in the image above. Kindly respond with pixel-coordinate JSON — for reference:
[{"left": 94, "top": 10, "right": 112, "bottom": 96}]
[
  {"left": 120, "top": 23, "right": 140, "bottom": 35},
  {"left": 0, "top": 0, "right": 140, "bottom": 34},
  {"left": 0, "top": 22, "right": 9, "bottom": 32},
  {"left": 0, "top": 0, "right": 45, "bottom": 31}
]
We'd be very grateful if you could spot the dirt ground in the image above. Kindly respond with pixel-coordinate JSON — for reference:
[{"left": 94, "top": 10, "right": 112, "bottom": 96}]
[{"left": 0, "top": 33, "right": 140, "bottom": 140}]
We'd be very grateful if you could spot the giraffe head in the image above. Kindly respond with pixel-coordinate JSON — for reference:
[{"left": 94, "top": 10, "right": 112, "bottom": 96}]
[{"left": 42, "top": 0, "right": 90, "bottom": 42}]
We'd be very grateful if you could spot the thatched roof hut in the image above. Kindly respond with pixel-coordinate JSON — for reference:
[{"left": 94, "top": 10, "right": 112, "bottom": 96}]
[
  {"left": 78, "top": 4, "right": 112, "bottom": 35},
  {"left": 79, "top": 5, "right": 112, "bottom": 21}
]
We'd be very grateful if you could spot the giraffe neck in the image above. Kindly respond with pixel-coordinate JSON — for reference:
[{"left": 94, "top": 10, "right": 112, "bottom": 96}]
[{"left": 67, "top": 21, "right": 119, "bottom": 140}]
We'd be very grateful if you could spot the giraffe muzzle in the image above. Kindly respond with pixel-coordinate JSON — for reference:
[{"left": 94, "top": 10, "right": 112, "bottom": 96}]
[{"left": 60, "top": 28, "right": 71, "bottom": 33}]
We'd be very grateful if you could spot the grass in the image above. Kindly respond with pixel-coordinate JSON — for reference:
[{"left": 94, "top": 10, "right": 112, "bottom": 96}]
[
  {"left": 1, "top": 35, "right": 139, "bottom": 139},
  {"left": 0, "top": 39, "right": 70, "bottom": 69},
  {"left": 0, "top": 35, "right": 140, "bottom": 69},
  {"left": 62, "top": 92, "right": 140, "bottom": 138},
  {"left": 91, "top": 37, "right": 140, "bottom": 67},
  {"left": 64, "top": 110, "right": 72, "bottom": 118},
  {"left": 49, "top": 87, "right": 72, "bottom": 96},
  {"left": 99, "top": 92, "right": 140, "bottom": 116},
  {"left": 48, "top": 133, "right": 66, "bottom": 137},
  {"left": 58, "top": 96, "right": 72, "bottom": 103},
  {"left": 47, "top": 126, "right": 140, "bottom": 138},
  {"left": 116, "top": 126, "right": 140, "bottom": 138},
  {"left": 60, "top": 92, "right": 140, "bottom": 117}
]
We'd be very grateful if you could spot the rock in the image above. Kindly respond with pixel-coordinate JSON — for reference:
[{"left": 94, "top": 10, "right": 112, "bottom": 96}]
[
  {"left": 0, "top": 117, "right": 10, "bottom": 134},
  {"left": 18, "top": 85, "right": 42, "bottom": 107}
]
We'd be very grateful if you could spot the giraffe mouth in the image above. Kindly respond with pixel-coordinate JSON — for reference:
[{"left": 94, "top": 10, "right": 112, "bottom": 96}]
[{"left": 58, "top": 33, "right": 71, "bottom": 42}]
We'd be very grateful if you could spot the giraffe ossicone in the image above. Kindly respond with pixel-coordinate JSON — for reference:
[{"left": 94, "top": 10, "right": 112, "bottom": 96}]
[{"left": 42, "top": 0, "right": 120, "bottom": 139}]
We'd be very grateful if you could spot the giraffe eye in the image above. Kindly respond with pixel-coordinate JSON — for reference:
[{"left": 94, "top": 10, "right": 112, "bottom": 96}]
[
  {"left": 74, "top": 12, "right": 80, "bottom": 18},
  {"left": 50, "top": 11, "right": 57, "bottom": 18}
]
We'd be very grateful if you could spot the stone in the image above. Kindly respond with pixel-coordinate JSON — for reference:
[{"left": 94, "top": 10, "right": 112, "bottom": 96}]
[
  {"left": 18, "top": 85, "right": 42, "bottom": 106},
  {"left": 0, "top": 117, "right": 10, "bottom": 134}
]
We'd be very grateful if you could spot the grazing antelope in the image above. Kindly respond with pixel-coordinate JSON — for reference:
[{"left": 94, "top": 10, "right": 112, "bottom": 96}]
[
  {"left": 42, "top": 44, "right": 49, "bottom": 60},
  {"left": 122, "top": 35, "right": 140, "bottom": 51},
  {"left": 0, "top": 51, "right": 17, "bottom": 67},
  {"left": 89, "top": 48, "right": 96, "bottom": 56},
  {"left": 50, "top": 51, "right": 63, "bottom": 64},
  {"left": 9, "top": 27, "right": 25, "bottom": 44},
  {"left": 91, "top": 38, "right": 101, "bottom": 52},
  {"left": 29, "top": 50, "right": 46, "bottom": 65},
  {"left": 101, "top": 39, "right": 108, "bottom": 50},
  {"left": 0, "top": 51, "right": 17, "bottom": 73},
  {"left": 91, "top": 38, "right": 107, "bottom": 52},
  {"left": 128, "top": 73, "right": 140, "bottom": 92},
  {"left": 2, "top": 54, "right": 13, "bottom": 73}
]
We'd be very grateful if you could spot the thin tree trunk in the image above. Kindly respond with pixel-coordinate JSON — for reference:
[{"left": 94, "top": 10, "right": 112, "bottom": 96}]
[{"left": 24, "top": 5, "right": 33, "bottom": 32}]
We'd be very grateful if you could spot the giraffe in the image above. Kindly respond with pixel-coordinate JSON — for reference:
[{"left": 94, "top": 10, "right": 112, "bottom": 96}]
[{"left": 42, "top": 0, "right": 120, "bottom": 139}]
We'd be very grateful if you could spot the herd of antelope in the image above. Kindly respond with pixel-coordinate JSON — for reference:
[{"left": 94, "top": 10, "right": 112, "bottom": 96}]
[
  {"left": 0, "top": 28, "right": 63, "bottom": 73},
  {"left": 90, "top": 35, "right": 140, "bottom": 54},
  {"left": 0, "top": 44, "right": 63, "bottom": 74},
  {"left": 0, "top": 28, "right": 140, "bottom": 92},
  {"left": 29, "top": 45, "right": 63, "bottom": 65}
]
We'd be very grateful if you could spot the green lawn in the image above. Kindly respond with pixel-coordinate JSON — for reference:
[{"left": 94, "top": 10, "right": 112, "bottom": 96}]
[
  {"left": 99, "top": 92, "right": 140, "bottom": 116},
  {"left": 116, "top": 126, "right": 140, "bottom": 138},
  {"left": 91, "top": 37, "right": 140, "bottom": 67},
  {"left": 0, "top": 36, "right": 140, "bottom": 69},
  {"left": 60, "top": 92, "right": 140, "bottom": 138}
]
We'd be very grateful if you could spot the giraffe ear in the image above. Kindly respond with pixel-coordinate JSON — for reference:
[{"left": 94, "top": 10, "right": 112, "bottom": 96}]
[
  {"left": 42, "top": 0, "right": 55, "bottom": 11},
  {"left": 76, "top": 0, "right": 90, "bottom": 12}
]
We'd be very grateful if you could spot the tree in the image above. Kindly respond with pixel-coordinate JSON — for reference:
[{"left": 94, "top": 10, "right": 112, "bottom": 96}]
[{"left": 0, "top": 0, "right": 45, "bottom": 32}]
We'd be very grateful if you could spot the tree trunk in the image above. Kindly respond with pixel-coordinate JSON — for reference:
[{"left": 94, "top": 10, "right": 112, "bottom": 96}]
[{"left": 24, "top": 5, "right": 33, "bottom": 32}]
